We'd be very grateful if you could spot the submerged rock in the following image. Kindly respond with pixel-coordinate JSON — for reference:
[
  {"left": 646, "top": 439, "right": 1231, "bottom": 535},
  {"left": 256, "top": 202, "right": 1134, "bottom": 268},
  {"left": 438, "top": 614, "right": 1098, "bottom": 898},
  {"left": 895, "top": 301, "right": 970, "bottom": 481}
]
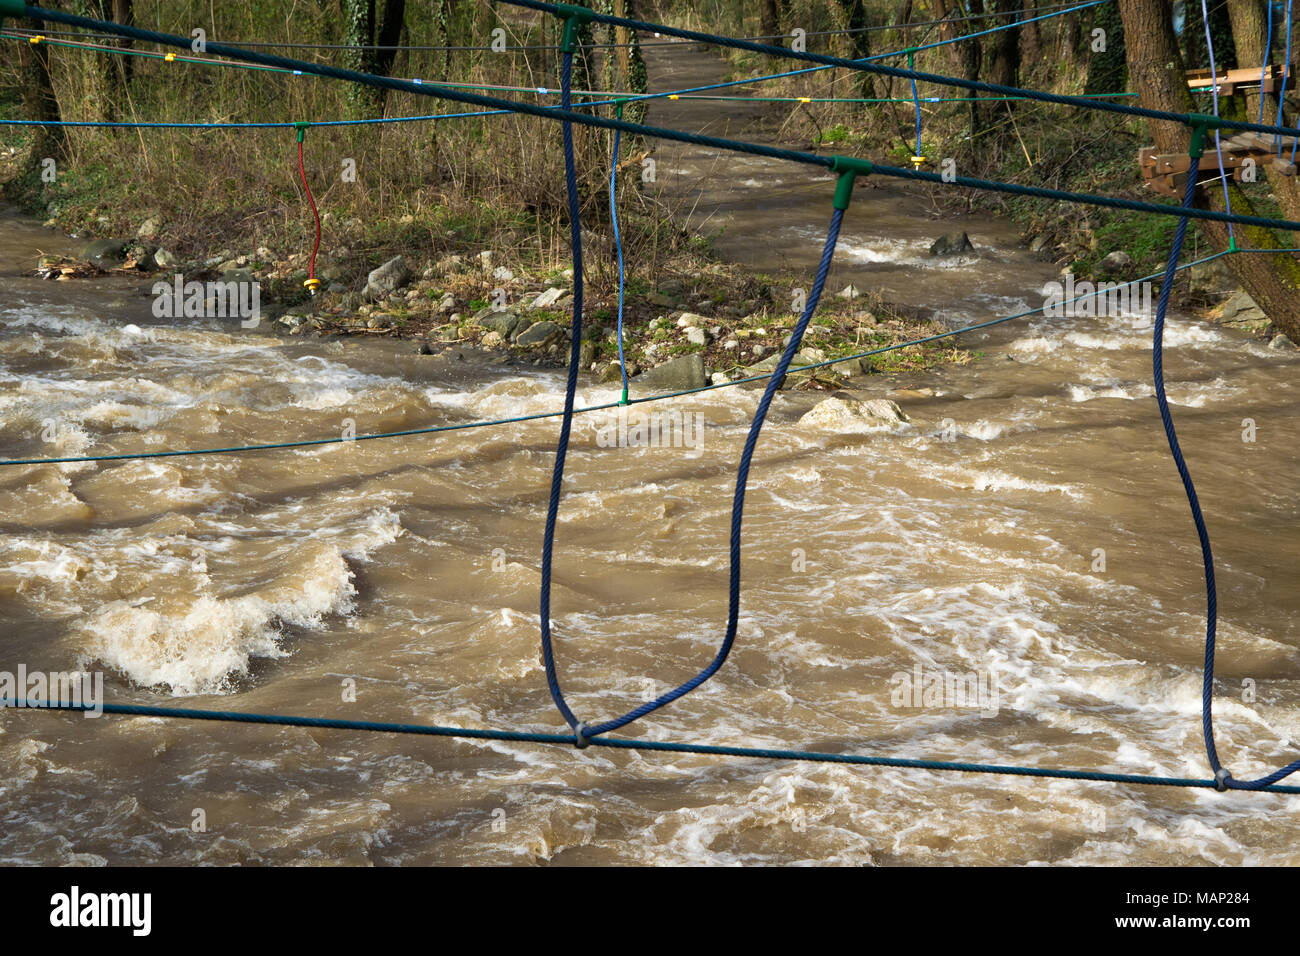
[
  {"left": 798, "top": 396, "right": 910, "bottom": 432},
  {"left": 82, "top": 239, "right": 128, "bottom": 269},
  {"left": 928, "top": 231, "right": 974, "bottom": 257}
]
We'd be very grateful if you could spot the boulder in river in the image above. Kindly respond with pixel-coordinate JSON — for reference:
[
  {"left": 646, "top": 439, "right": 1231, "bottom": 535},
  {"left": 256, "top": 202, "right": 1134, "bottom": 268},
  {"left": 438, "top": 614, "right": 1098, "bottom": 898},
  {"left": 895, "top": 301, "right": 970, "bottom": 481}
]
[
  {"left": 82, "top": 239, "right": 128, "bottom": 270},
  {"left": 929, "top": 231, "right": 974, "bottom": 257},
  {"left": 365, "top": 255, "right": 411, "bottom": 298},
  {"left": 515, "top": 319, "right": 563, "bottom": 349},
  {"left": 798, "top": 396, "right": 910, "bottom": 432},
  {"left": 1221, "top": 290, "right": 1267, "bottom": 325},
  {"left": 1268, "top": 333, "right": 1297, "bottom": 351},
  {"left": 476, "top": 310, "right": 520, "bottom": 339},
  {"left": 637, "top": 352, "right": 706, "bottom": 389},
  {"left": 1095, "top": 250, "right": 1135, "bottom": 279}
]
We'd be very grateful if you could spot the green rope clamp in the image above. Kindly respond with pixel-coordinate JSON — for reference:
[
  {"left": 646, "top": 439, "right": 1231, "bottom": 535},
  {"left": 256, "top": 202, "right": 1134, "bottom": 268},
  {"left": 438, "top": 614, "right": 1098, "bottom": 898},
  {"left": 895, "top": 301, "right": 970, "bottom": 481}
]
[
  {"left": 830, "top": 155, "right": 873, "bottom": 211},
  {"left": 1186, "top": 113, "right": 1224, "bottom": 160},
  {"left": 613, "top": 96, "right": 628, "bottom": 120},
  {"left": 620, "top": 385, "right": 629, "bottom": 406},
  {"left": 1227, "top": 235, "right": 1239, "bottom": 253},
  {"left": 554, "top": 3, "right": 595, "bottom": 55},
  {"left": 294, "top": 120, "right": 309, "bottom": 143}
]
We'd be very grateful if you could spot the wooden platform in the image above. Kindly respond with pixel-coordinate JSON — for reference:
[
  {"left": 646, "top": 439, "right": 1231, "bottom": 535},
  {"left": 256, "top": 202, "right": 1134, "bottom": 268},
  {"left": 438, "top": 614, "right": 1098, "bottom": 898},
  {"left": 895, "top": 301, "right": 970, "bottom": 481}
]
[
  {"left": 1186, "top": 64, "right": 1293, "bottom": 96},
  {"left": 1140, "top": 132, "right": 1298, "bottom": 198}
]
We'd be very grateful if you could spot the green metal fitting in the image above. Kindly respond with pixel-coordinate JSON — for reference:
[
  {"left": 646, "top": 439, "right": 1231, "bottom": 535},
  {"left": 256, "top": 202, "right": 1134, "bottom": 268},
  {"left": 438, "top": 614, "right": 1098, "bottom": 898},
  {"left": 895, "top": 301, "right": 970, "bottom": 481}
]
[
  {"left": 294, "top": 120, "right": 309, "bottom": 143},
  {"left": 1186, "top": 113, "right": 1224, "bottom": 160},
  {"left": 830, "top": 155, "right": 873, "bottom": 210},
  {"left": 555, "top": 3, "right": 595, "bottom": 54}
]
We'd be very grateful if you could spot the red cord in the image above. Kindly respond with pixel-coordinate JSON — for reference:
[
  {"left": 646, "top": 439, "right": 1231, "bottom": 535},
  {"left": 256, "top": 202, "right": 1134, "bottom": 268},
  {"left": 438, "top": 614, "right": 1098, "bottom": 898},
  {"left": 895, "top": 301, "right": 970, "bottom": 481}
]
[{"left": 297, "top": 139, "right": 321, "bottom": 282}]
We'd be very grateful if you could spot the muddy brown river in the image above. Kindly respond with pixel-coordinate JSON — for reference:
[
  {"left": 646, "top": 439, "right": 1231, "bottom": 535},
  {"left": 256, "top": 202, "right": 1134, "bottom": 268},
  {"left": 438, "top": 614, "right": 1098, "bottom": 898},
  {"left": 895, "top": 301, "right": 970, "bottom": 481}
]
[{"left": 1, "top": 44, "right": 1299, "bottom": 866}]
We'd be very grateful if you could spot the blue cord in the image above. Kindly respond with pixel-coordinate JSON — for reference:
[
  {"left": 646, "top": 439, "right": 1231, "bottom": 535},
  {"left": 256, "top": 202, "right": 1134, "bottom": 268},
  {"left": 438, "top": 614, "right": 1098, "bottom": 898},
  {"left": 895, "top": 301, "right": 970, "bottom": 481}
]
[
  {"left": 1261, "top": 0, "right": 1274, "bottom": 125},
  {"left": 1154, "top": 157, "right": 1300, "bottom": 791},
  {"left": 1277, "top": 0, "right": 1294, "bottom": 155},
  {"left": 539, "top": 93, "right": 847, "bottom": 736},
  {"left": 609, "top": 113, "right": 629, "bottom": 402},
  {"left": 1200, "top": 0, "right": 1234, "bottom": 245},
  {"left": 909, "top": 51, "right": 923, "bottom": 159},
  {"left": 538, "top": 48, "right": 585, "bottom": 732}
]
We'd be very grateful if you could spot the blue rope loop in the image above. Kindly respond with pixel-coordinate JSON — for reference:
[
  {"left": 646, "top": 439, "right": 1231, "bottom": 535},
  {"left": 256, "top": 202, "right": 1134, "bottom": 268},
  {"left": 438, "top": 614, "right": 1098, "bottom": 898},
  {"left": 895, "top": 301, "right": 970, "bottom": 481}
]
[
  {"left": 537, "top": 48, "right": 585, "bottom": 732},
  {"left": 1153, "top": 157, "right": 1300, "bottom": 792}
]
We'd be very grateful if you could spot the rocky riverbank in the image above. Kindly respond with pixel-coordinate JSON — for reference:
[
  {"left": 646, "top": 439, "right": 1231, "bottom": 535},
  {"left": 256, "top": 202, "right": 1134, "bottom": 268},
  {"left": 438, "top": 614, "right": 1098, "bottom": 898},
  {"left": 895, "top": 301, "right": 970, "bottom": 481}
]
[{"left": 30, "top": 215, "right": 979, "bottom": 392}]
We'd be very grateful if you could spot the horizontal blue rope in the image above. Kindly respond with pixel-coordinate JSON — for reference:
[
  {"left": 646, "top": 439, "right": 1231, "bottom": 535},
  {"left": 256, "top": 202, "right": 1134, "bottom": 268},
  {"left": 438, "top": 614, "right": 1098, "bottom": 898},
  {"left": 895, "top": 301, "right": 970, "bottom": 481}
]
[{"left": 8, "top": 700, "right": 1298, "bottom": 793}]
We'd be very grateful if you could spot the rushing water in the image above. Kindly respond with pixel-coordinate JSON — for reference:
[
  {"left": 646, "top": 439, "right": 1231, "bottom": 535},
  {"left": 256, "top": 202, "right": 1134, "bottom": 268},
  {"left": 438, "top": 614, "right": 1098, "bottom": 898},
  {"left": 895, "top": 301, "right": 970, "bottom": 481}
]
[{"left": 3, "top": 46, "right": 1300, "bottom": 866}]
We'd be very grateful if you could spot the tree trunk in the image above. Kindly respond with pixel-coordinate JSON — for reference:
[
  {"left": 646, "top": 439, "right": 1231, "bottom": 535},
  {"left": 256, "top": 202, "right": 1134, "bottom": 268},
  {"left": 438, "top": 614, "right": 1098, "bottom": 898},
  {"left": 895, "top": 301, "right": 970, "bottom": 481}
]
[
  {"left": 1084, "top": 1, "right": 1126, "bottom": 96},
  {"left": 835, "top": 0, "right": 874, "bottom": 96},
  {"left": 18, "top": 13, "right": 68, "bottom": 168},
  {"left": 931, "top": 0, "right": 982, "bottom": 142},
  {"left": 1225, "top": 0, "right": 1270, "bottom": 123},
  {"left": 983, "top": 0, "right": 1020, "bottom": 127},
  {"left": 1020, "top": 0, "right": 1041, "bottom": 68},
  {"left": 342, "top": 0, "right": 383, "bottom": 119},
  {"left": 1060, "top": 10, "right": 1081, "bottom": 66},
  {"left": 1118, "top": 0, "right": 1300, "bottom": 340},
  {"left": 375, "top": 0, "right": 406, "bottom": 78},
  {"left": 760, "top": 0, "right": 779, "bottom": 41}
]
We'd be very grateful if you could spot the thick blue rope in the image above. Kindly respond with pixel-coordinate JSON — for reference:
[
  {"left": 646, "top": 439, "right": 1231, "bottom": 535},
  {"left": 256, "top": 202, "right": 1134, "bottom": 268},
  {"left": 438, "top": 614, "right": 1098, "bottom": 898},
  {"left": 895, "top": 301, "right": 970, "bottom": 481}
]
[
  {"left": 586, "top": 207, "right": 843, "bottom": 737},
  {"left": 538, "top": 68, "right": 847, "bottom": 737},
  {"left": 1153, "top": 157, "right": 1300, "bottom": 792},
  {"left": 538, "top": 49, "right": 586, "bottom": 731}
]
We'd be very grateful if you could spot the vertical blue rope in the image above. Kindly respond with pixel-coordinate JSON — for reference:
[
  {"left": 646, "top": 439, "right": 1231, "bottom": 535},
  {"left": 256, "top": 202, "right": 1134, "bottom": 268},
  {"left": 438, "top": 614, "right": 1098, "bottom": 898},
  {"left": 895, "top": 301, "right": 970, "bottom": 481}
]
[
  {"left": 1153, "top": 155, "right": 1300, "bottom": 791},
  {"left": 1260, "top": 0, "right": 1274, "bottom": 124},
  {"left": 585, "top": 205, "right": 845, "bottom": 737},
  {"left": 538, "top": 48, "right": 584, "bottom": 731},
  {"left": 908, "top": 50, "right": 923, "bottom": 159},
  {"left": 610, "top": 110, "right": 629, "bottom": 402},
  {"left": 1200, "top": 0, "right": 1234, "bottom": 245},
  {"left": 538, "top": 92, "right": 847, "bottom": 735},
  {"left": 1277, "top": 0, "right": 1294, "bottom": 155}
]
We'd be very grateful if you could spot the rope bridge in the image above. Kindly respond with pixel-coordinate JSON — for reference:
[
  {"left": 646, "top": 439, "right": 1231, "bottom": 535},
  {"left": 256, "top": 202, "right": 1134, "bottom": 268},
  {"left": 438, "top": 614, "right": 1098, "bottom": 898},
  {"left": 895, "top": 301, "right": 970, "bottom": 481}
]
[{"left": 3, "top": 0, "right": 1300, "bottom": 795}]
